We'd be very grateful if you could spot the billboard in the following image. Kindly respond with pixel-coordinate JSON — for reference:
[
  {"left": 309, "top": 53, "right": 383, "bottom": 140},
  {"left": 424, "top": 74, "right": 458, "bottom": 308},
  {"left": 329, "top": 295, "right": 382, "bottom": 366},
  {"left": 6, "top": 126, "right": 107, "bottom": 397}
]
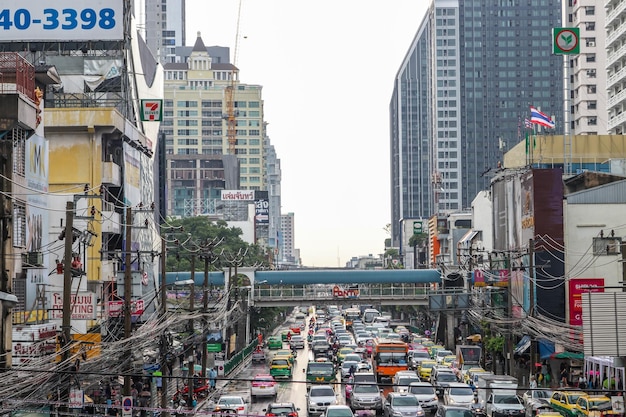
[
  {"left": 0, "top": 1, "right": 124, "bottom": 42},
  {"left": 221, "top": 190, "right": 255, "bottom": 201},
  {"left": 569, "top": 278, "right": 604, "bottom": 326},
  {"left": 48, "top": 291, "right": 96, "bottom": 320}
]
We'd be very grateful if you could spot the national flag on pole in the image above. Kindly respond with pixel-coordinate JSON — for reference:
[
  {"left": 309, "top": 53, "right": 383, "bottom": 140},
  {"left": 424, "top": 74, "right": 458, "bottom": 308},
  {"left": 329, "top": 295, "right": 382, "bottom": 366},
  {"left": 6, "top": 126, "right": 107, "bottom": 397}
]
[
  {"left": 530, "top": 106, "right": 555, "bottom": 129},
  {"left": 524, "top": 118, "right": 532, "bottom": 129}
]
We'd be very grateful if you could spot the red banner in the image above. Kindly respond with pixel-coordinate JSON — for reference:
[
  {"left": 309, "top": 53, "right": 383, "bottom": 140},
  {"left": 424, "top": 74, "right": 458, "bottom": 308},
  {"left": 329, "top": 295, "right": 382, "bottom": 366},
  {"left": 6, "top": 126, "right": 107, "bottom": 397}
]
[{"left": 569, "top": 278, "right": 604, "bottom": 325}]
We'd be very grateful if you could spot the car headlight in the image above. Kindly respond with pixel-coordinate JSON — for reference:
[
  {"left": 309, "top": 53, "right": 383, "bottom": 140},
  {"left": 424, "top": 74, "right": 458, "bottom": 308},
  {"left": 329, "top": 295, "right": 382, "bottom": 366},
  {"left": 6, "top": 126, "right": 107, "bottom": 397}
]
[{"left": 417, "top": 410, "right": 425, "bottom": 416}]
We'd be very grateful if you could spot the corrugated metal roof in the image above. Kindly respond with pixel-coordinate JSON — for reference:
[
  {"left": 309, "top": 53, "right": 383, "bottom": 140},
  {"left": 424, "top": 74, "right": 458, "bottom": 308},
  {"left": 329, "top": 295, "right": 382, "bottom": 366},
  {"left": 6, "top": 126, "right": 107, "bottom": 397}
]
[{"left": 566, "top": 179, "right": 626, "bottom": 204}]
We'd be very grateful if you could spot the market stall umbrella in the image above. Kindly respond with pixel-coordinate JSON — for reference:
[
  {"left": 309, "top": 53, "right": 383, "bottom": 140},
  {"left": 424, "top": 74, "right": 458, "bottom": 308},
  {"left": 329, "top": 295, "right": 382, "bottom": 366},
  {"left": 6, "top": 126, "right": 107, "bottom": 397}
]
[{"left": 466, "top": 334, "right": 481, "bottom": 342}]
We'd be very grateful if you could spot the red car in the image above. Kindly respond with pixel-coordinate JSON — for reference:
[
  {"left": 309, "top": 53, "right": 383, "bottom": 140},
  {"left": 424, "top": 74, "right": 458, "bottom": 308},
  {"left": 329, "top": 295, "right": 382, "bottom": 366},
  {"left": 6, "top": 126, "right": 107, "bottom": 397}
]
[
  {"left": 290, "top": 326, "right": 302, "bottom": 335},
  {"left": 264, "top": 402, "right": 300, "bottom": 417}
]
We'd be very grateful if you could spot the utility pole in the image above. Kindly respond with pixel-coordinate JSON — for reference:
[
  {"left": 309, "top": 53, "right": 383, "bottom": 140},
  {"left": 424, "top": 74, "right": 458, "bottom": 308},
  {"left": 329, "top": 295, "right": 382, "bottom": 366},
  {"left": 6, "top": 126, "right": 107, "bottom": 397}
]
[
  {"left": 124, "top": 207, "right": 132, "bottom": 397},
  {"left": 61, "top": 201, "right": 74, "bottom": 409},
  {"left": 528, "top": 238, "right": 536, "bottom": 380},
  {"left": 201, "top": 253, "right": 209, "bottom": 379},
  {"left": 160, "top": 236, "right": 168, "bottom": 417},
  {"left": 187, "top": 255, "right": 195, "bottom": 406},
  {"left": 506, "top": 250, "right": 513, "bottom": 376}
]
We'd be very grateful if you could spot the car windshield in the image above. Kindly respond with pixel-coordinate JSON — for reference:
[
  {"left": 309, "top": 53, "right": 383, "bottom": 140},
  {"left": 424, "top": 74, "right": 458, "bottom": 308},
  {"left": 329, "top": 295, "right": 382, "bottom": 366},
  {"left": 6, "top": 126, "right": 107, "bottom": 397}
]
[
  {"left": 414, "top": 352, "right": 430, "bottom": 358},
  {"left": 410, "top": 386, "right": 435, "bottom": 395},
  {"left": 437, "top": 351, "right": 453, "bottom": 357},
  {"left": 399, "top": 377, "right": 421, "bottom": 385},
  {"left": 327, "top": 408, "right": 353, "bottom": 417},
  {"left": 270, "top": 407, "right": 294, "bottom": 414},
  {"left": 495, "top": 396, "right": 521, "bottom": 405},
  {"left": 535, "top": 390, "right": 552, "bottom": 399},
  {"left": 567, "top": 395, "right": 582, "bottom": 403},
  {"left": 272, "top": 360, "right": 289, "bottom": 366},
  {"left": 378, "top": 353, "right": 407, "bottom": 365},
  {"left": 354, "top": 384, "right": 379, "bottom": 394},
  {"left": 311, "top": 387, "right": 335, "bottom": 397},
  {"left": 438, "top": 374, "right": 458, "bottom": 382},
  {"left": 450, "top": 387, "right": 474, "bottom": 396},
  {"left": 421, "top": 362, "right": 435, "bottom": 369},
  {"left": 308, "top": 363, "right": 334, "bottom": 373},
  {"left": 219, "top": 398, "right": 243, "bottom": 405},
  {"left": 445, "top": 410, "right": 474, "bottom": 417},
  {"left": 392, "top": 396, "right": 418, "bottom": 406},
  {"left": 255, "top": 377, "right": 274, "bottom": 382},
  {"left": 589, "top": 399, "right": 610, "bottom": 407}
]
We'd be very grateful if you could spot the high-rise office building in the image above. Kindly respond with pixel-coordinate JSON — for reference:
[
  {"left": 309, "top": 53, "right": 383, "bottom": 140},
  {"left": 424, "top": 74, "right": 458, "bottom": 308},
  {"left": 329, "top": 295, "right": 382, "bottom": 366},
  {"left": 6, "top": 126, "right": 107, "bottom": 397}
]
[
  {"left": 569, "top": 1, "right": 607, "bottom": 135},
  {"left": 162, "top": 33, "right": 267, "bottom": 216},
  {"left": 280, "top": 213, "right": 297, "bottom": 266},
  {"left": 606, "top": 0, "right": 626, "bottom": 135},
  {"left": 390, "top": 0, "right": 564, "bottom": 248},
  {"left": 145, "top": 0, "right": 186, "bottom": 63}
]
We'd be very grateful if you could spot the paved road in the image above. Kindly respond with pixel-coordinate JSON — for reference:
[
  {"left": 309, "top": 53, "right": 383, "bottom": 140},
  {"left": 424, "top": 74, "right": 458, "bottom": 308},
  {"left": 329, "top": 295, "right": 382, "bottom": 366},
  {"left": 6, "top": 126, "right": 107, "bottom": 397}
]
[{"left": 198, "top": 313, "right": 345, "bottom": 416}]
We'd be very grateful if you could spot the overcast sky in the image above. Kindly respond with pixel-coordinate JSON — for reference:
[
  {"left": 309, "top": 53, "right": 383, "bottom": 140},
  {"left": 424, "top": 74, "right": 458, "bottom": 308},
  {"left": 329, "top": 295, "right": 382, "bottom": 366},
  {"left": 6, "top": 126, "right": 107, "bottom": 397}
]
[{"left": 184, "top": 1, "right": 429, "bottom": 267}]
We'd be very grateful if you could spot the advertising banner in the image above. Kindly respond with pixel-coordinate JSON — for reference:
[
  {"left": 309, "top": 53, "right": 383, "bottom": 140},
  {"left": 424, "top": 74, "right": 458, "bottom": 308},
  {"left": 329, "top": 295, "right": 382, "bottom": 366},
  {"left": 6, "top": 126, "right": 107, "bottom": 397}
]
[
  {"left": 569, "top": 278, "right": 604, "bottom": 326},
  {"left": 255, "top": 198, "right": 269, "bottom": 224},
  {"left": 48, "top": 291, "right": 96, "bottom": 320}
]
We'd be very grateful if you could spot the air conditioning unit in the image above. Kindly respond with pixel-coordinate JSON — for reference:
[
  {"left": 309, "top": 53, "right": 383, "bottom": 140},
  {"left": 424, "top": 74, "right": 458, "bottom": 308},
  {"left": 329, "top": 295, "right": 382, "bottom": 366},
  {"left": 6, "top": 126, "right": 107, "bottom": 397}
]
[
  {"left": 588, "top": 41, "right": 595, "bottom": 47},
  {"left": 21, "top": 251, "right": 43, "bottom": 267}
]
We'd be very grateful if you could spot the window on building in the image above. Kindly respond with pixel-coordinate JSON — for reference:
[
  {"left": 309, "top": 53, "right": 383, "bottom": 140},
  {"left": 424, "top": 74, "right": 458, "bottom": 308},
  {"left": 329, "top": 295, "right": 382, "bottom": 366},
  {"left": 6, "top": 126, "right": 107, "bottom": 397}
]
[{"left": 13, "top": 201, "right": 26, "bottom": 248}]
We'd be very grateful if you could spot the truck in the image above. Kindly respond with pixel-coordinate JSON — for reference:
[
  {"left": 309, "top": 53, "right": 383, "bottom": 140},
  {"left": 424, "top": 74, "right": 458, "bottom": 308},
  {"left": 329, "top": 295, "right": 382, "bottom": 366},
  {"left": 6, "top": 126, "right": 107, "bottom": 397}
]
[
  {"left": 475, "top": 373, "right": 524, "bottom": 417},
  {"left": 456, "top": 345, "right": 482, "bottom": 375}
]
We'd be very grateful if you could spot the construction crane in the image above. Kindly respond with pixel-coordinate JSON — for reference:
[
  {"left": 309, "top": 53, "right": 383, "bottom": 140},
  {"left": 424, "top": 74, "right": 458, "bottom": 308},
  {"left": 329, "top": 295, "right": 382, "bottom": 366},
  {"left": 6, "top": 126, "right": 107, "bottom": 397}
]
[{"left": 225, "top": 0, "right": 243, "bottom": 155}]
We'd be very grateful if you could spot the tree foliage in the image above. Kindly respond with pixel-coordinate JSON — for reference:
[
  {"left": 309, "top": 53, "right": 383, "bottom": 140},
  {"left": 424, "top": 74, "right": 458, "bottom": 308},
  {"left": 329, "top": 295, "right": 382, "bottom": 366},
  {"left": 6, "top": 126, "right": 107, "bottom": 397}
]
[
  {"left": 163, "top": 216, "right": 269, "bottom": 272},
  {"left": 409, "top": 232, "right": 428, "bottom": 248}
]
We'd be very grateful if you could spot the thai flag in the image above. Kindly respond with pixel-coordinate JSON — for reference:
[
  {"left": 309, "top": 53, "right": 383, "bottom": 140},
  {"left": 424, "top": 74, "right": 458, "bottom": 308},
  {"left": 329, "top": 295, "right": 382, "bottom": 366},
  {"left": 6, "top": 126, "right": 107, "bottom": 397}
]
[
  {"left": 530, "top": 106, "right": 555, "bottom": 129},
  {"left": 524, "top": 118, "right": 533, "bottom": 129}
]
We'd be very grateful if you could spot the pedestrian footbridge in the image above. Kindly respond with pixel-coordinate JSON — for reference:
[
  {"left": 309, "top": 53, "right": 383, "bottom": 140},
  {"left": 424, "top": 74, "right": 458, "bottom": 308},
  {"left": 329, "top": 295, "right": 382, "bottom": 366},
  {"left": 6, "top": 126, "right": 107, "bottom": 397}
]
[{"left": 165, "top": 268, "right": 442, "bottom": 307}]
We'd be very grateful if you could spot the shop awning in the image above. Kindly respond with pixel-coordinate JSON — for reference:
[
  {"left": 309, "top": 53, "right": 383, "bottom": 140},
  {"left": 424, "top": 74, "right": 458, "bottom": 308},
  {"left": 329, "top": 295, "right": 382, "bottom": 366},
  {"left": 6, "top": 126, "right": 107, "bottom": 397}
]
[
  {"left": 459, "top": 230, "right": 479, "bottom": 245},
  {"left": 514, "top": 335, "right": 531, "bottom": 355},
  {"left": 539, "top": 339, "right": 555, "bottom": 360},
  {"left": 550, "top": 351, "right": 584, "bottom": 360}
]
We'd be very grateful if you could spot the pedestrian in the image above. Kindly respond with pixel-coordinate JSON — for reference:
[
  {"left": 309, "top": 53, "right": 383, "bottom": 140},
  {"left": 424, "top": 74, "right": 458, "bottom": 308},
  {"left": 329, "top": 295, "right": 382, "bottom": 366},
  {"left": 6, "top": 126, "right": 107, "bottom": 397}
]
[
  {"left": 153, "top": 369, "right": 163, "bottom": 393},
  {"left": 529, "top": 376, "right": 537, "bottom": 389},
  {"left": 208, "top": 366, "right": 217, "bottom": 390}
]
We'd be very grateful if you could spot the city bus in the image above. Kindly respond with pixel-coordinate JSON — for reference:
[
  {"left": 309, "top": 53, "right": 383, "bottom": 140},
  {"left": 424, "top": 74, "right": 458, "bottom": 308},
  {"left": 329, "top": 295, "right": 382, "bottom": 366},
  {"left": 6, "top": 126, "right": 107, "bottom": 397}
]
[
  {"left": 344, "top": 308, "right": 361, "bottom": 330},
  {"left": 372, "top": 338, "right": 409, "bottom": 383}
]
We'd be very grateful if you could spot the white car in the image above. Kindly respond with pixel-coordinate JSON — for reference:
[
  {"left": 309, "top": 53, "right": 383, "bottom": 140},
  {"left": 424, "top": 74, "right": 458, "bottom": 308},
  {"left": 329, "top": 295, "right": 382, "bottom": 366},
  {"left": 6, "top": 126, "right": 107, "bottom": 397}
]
[
  {"left": 442, "top": 382, "right": 475, "bottom": 406},
  {"left": 341, "top": 360, "right": 360, "bottom": 379},
  {"left": 290, "top": 335, "right": 305, "bottom": 349},
  {"left": 250, "top": 374, "right": 278, "bottom": 400},
  {"left": 215, "top": 395, "right": 248, "bottom": 415},
  {"left": 435, "top": 350, "right": 454, "bottom": 364},
  {"left": 323, "top": 405, "right": 354, "bottom": 417},
  {"left": 307, "top": 385, "right": 338, "bottom": 417}
]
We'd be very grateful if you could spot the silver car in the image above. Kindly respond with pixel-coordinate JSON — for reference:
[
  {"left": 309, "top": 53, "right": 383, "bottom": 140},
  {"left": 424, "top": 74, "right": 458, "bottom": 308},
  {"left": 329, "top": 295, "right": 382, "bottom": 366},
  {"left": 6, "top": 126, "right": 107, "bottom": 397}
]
[
  {"left": 350, "top": 384, "right": 383, "bottom": 412},
  {"left": 383, "top": 393, "right": 425, "bottom": 417}
]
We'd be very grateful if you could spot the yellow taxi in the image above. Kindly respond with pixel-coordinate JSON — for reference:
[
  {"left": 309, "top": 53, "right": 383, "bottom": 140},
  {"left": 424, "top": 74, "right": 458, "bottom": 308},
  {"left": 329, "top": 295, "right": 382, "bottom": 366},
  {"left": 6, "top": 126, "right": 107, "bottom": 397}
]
[
  {"left": 337, "top": 347, "right": 355, "bottom": 363},
  {"left": 464, "top": 367, "right": 490, "bottom": 384},
  {"left": 550, "top": 391, "right": 586, "bottom": 417},
  {"left": 418, "top": 360, "right": 437, "bottom": 381},
  {"left": 428, "top": 345, "right": 444, "bottom": 359},
  {"left": 269, "top": 356, "right": 293, "bottom": 379},
  {"left": 442, "top": 355, "right": 457, "bottom": 367},
  {"left": 274, "top": 349, "right": 295, "bottom": 365},
  {"left": 574, "top": 395, "right": 613, "bottom": 417}
]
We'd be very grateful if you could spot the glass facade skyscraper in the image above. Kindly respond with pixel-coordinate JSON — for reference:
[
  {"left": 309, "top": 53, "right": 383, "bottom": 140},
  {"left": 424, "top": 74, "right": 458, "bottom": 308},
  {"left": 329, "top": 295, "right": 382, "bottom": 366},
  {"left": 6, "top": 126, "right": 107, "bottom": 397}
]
[{"left": 390, "top": 0, "right": 564, "bottom": 249}]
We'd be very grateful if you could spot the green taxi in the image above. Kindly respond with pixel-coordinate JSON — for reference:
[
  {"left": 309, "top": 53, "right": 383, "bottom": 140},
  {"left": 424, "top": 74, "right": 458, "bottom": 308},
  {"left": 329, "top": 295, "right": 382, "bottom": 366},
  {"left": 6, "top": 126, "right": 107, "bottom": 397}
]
[
  {"left": 550, "top": 391, "right": 586, "bottom": 417},
  {"left": 267, "top": 336, "right": 283, "bottom": 350},
  {"left": 269, "top": 356, "right": 292, "bottom": 379}
]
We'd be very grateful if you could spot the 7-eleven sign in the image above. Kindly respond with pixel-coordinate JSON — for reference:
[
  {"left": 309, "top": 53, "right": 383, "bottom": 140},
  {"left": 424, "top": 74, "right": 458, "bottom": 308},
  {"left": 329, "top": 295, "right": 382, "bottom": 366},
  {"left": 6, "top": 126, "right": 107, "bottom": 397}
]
[{"left": 140, "top": 99, "right": 163, "bottom": 121}]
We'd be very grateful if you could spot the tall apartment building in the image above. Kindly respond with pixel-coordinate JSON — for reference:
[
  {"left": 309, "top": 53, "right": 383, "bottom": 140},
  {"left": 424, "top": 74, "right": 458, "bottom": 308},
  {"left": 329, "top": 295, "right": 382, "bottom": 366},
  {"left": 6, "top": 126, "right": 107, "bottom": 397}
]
[
  {"left": 390, "top": 0, "right": 564, "bottom": 249},
  {"left": 144, "top": 0, "right": 186, "bottom": 63},
  {"left": 606, "top": 0, "right": 626, "bottom": 134},
  {"left": 569, "top": 1, "right": 607, "bottom": 134},
  {"left": 280, "top": 213, "right": 297, "bottom": 266},
  {"left": 162, "top": 33, "right": 267, "bottom": 216}
]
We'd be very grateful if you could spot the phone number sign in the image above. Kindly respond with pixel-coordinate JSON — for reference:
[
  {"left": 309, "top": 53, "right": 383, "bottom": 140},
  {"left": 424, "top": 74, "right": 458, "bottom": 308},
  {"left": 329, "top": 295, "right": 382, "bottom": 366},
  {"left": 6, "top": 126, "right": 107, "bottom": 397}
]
[{"left": 0, "top": 1, "right": 123, "bottom": 42}]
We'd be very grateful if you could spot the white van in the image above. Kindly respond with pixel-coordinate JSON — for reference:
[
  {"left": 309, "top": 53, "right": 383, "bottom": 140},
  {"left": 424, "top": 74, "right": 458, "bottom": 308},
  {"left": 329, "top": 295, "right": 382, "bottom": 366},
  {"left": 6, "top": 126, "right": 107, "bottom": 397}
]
[{"left": 372, "top": 316, "right": 390, "bottom": 328}]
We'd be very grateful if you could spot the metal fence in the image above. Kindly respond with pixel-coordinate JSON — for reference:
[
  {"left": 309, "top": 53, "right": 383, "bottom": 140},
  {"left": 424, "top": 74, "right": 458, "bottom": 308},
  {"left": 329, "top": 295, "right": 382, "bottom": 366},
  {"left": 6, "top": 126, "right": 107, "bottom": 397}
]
[{"left": 224, "top": 339, "right": 258, "bottom": 375}]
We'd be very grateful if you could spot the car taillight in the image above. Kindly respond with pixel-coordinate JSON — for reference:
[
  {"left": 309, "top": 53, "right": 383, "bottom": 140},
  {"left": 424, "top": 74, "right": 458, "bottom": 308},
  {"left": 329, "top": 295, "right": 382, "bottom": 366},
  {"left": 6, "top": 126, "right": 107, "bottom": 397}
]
[
  {"left": 238, "top": 407, "right": 245, "bottom": 411},
  {"left": 266, "top": 414, "right": 276, "bottom": 416},
  {"left": 288, "top": 413, "right": 298, "bottom": 417}
]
